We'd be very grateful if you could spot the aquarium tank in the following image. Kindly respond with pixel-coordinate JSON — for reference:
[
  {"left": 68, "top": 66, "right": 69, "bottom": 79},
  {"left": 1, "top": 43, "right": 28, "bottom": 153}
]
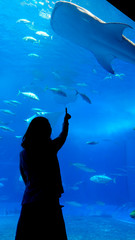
[{"left": 1, "top": 0, "right": 135, "bottom": 239}]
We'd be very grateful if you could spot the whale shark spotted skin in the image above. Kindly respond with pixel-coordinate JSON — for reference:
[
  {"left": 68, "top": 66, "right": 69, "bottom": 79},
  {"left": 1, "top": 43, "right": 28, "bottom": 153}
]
[{"left": 51, "top": 1, "right": 135, "bottom": 74}]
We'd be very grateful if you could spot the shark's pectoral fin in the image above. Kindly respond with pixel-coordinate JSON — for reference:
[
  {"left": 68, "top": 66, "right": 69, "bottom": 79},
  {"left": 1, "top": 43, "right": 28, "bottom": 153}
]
[
  {"left": 94, "top": 53, "right": 115, "bottom": 74},
  {"left": 104, "top": 23, "right": 132, "bottom": 41}
]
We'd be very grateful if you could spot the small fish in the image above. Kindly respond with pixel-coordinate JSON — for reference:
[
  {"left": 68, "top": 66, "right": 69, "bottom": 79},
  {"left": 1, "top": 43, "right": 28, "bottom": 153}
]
[
  {"left": 0, "top": 109, "right": 15, "bottom": 115},
  {"left": 0, "top": 183, "right": 4, "bottom": 188},
  {"left": 92, "top": 68, "right": 97, "bottom": 74},
  {"left": 96, "top": 201, "right": 105, "bottom": 206},
  {"left": 47, "top": 87, "right": 67, "bottom": 97},
  {"left": 72, "top": 163, "right": 96, "bottom": 173},
  {"left": 114, "top": 73, "right": 125, "bottom": 79},
  {"left": 28, "top": 53, "right": 40, "bottom": 57},
  {"left": 90, "top": 175, "right": 114, "bottom": 184},
  {"left": 32, "top": 108, "right": 44, "bottom": 112},
  {"left": 23, "top": 36, "right": 40, "bottom": 43},
  {"left": 130, "top": 210, "right": 135, "bottom": 219},
  {"left": 111, "top": 173, "right": 127, "bottom": 177},
  {"left": 69, "top": 181, "right": 83, "bottom": 191},
  {"left": 39, "top": 2, "right": 44, "bottom": 6},
  {"left": 0, "top": 178, "right": 8, "bottom": 182},
  {"left": 104, "top": 74, "right": 113, "bottom": 80},
  {"left": 76, "top": 82, "right": 88, "bottom": 87},
  {"left": 3, "top": 100, "right": 11, "bottom": 105},
  {"left": 24, "top": 114, "right": 37, "bottom": 124},
  {"left": 16, "top": 19, "right": 31, "bottom": 24},
  {"left": 15, "top": 136, "right": 22, "bottom": 139},
  {"left": 77, "top": 91, "right": 92, "bottom": 104},
  {"left": 70, "top": 186, "right": 79, "bottom": 191},
  {"left": 36, "top": 31, "right": 50, "bottom": 38},
  {"left": 0, "top": 195, "right": 8, "bottom": 201},
  {"left": 86, "top": 141, "right": 99, "bottom": 145},
  {"left": 36, "top": 111, "right": 50, "bottom": 116},
  {"left": 116, "top": 168, "right": 127, "bottom": 173},
  {"left": 0, "top": 126, "right": 14, "bottom": 132},
  {"left": 3, "top": 100, "right": 21, "bottom": 106},
  {"left": 66, "top": 201, "right": 82, "bottom": 207},
  {"left": 18, "top": 91, "right": 39, "bottom": 101},
  {"left": 10, "top": 100, "right": 21, "bottom": 105},
  {"left": 39, "top": 10, "right": 51, "bottom": 20},
  {"left": 52, "top": 71, "right": 61, "bottom": 79},
  {"left": 104, "top": 73, "right": 125, "bottom": 80}
]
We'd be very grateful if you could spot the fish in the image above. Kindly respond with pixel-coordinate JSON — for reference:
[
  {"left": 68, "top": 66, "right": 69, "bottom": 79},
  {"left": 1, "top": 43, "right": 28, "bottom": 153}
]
[
  {"left": 90, "top": 174, "right": 114, "bottom": 184},
  {"left": 0, "top": 178, "right": 8, "bottom": 182},
  {"left": 28, "top": 53, "right": 40, "bottom": 57},
  {"left": 36, "top": 31, "right": 50, "bottom": 38},
  {"left": 0, "top": 195, "right": 9, "bottom": 201},
  {"left": 114, "top": 73, "right": 125, "bottom": 79},
  {"left": 31, "top": 108, "right": 45, "bottom": 112},
  {"left": 76, "top": 91, "right": 92, "bottom": 104},
  {"left": 0, "top": 109, "right": 15, "bottom": 115},
  {"left": 0, "top": 183, "right": 4, "bottom": 188},
  {"left": 18, "top": 91, "right": 39, "bottom": 101},
  {"left": 130, "top": 210, "right": 135, "bottom": 219},
  {"left": 70, "top": 180, "right": 83, "bottom": 191},
  {"left": 36, "top": 111, "right": 50, "bottom": 116},
  {"left": 66, "top": 201, "right": 82, "bottom": 207},
  {"left": 104, "top": 73, "right": 125, "bottom": 80},
  {"left": 16, "top": 19, "right": 31, "bottom": 24},
  {"left": 52, "top": 71, "right": 61, "bottom": 79},
  {"left": 23, "top": 36, "right": 40, "bottom": 43},
  {"left": 3, "top": 100, "right": 13, "bottom": 105},
  {"left": 86, "top": 141, "right": 99, "bottom": 145},
  {"left": 76, "top": 82, "right": 88, "bottom": 87},
  {"left": 15, "top": 136, "right": 22, "bottom": 139},
  {"left": 104, "top": 74, "right": 113, "bottom": 80},
  {"left": 72, "top": 163, "right": 96, "bottom": 173},
  {"left": 39, "top": 10, "right": 51, "bottom": 20},
  {"left": 24, "top": 114, "right": 37, "bottom": 124},
  {"left": 51, "top": 1, "right": 135, "bottom": 74},
  {"left": 3, "top": 100, "right": 21, "bottom": 106},
  {"left": 0, "top": 126, "right": 14, "bottom": 132},
  {"left": 111, "top": 173, "right": 127, "bottom": 177},
  {"left": 10, "top": 100, "right": 21, "bottom": 105},
  {"left": 39, "top": 2, "right": 44, "bottom": 6},
  {"left": 96, "top": 201, "right": 105, "bottom": 206},
  {"left": 47, "top": 87, "right": 67, "bottom": 97}
]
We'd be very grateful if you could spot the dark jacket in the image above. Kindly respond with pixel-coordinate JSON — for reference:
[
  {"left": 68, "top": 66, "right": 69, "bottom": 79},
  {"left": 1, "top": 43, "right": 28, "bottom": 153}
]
[{"left": 20, "top": 118, "right": 69, "bottom": 205}]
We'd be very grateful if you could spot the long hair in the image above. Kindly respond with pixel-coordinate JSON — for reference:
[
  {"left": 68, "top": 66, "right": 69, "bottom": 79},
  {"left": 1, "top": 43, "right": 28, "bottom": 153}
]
[{"left": 21, "top": 117, "right": 52, "bottom": 150}]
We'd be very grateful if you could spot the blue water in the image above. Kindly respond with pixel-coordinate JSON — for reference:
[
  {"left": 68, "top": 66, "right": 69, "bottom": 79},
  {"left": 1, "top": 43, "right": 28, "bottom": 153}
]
[{"left": 1, "top": 0, "right": 135, "bottom": 238}]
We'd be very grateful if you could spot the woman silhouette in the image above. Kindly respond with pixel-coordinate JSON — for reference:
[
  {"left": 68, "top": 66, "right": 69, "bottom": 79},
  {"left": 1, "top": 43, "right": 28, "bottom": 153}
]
[{"left": 15, "top": 108, "right": 71, "bottom": 240}]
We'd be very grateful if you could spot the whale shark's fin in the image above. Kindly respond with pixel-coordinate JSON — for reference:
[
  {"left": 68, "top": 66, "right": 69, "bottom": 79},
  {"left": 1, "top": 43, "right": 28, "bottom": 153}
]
[
  {"left": 94, "top": 53, "right": 115, "bottom": 74},
  {"left": 93, "top": 23, "right": 132, "bottom": 73},
  {"left": 104, "top": 23, "right": 132, "bottom": 41}
]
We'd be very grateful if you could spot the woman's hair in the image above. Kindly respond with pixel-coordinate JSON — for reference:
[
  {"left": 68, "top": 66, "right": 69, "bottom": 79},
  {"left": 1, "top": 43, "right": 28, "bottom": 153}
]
[{"left": 21, "top": 117, "right": 52, "bottom": 149}]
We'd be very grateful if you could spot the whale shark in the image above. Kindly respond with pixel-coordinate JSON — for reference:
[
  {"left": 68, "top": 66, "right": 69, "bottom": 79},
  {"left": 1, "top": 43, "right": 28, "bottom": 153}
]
[{"left": 51, "top": 1, "right": 135, "bottom": 74}]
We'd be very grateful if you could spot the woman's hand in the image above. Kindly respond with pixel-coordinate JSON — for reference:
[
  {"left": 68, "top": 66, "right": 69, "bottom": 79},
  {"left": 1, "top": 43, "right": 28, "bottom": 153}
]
[{"left": 65, "top": 107, "right": 71, "bottom": 120}]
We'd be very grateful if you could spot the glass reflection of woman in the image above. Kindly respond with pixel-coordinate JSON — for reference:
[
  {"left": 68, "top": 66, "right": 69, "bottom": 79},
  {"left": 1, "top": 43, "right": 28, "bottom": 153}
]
[{"left": 15, "top": 108, "right": 71, "bottom": 240}]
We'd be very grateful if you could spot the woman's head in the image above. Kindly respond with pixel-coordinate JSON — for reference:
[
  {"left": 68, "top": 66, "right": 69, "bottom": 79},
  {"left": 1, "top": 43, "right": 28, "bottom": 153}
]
[{"left": 21, "top": 117, "right": 52, "bottom": 149}]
